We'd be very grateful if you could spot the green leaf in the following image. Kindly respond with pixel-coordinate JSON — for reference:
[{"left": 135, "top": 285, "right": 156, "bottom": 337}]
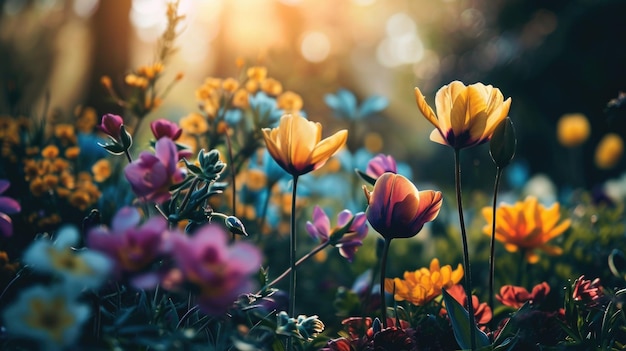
[
  {"left": 354, "top": 169, "right": 377, "bottom": 186},
  {"left": 101, "top": 143, "right": 126, "bottom": 155},
  {"left": 120, "top": 124, "right": 133, "bottom": 150},
  {"left": 489, "top": 117, "right": 516, "bottom": 168},
  {"left": 441, "top": 288, "right": 490, "bottom": 349}
]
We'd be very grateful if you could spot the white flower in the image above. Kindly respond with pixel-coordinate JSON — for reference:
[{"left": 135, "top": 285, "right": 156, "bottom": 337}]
[{"left": 23, "top": 225, "right": 112, "bottom": 289}]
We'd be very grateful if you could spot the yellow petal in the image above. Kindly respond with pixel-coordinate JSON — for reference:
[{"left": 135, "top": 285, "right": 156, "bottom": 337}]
[
  {"left": 429, "top": 128, "right": 448, "bottom": 145},
  {"left": 414, "top": 87, "right": 440, "bottom": 128},
  {"left": 309, "top": 129, "right": 348, "bottom": 170},
  {"left": 287, "top": 115, "right": 319, "bottom": 170}
]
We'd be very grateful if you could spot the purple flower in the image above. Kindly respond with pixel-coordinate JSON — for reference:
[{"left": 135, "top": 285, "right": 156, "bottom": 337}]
[
  {"left": 124, "top": 137, "right": 186, "bottom": 203},
  {"left": 366, "top": 154, "right": 397, "bottom": 179},
  {"left": 99, "top": 113, "right": 124, "bottom": 141},
  {"left": 306, "top": 206, "right": 368, "bottom": 262},
  {"left": 169, "top": 224, "right": 262, "bottom": 315},
  {"left": 0, "top": 180, "right": 20, "bottom": 237},
  {"left": 150, "top": 118, "right": 182, "bottom": 141},
  {"left": 87, "top": 207, "right": 168, "bottom": 288}
]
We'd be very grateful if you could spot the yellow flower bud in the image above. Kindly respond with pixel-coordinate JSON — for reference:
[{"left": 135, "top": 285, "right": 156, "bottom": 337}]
[
  {"left": 595, "top": 133, "right": 624, "bottom": 169},
  {"left": 557, "top": 113, "right": 590, "bottom": 147}
]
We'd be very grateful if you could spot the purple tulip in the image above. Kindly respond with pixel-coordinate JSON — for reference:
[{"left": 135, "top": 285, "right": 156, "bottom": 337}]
[
  {"left": 87, "top": 207, "right": 168, "bottom": 287},
  {"left": 306, "top": 206, "right": 368, "bottom": 262},
  {"left": 364, "top": 172, "right": 443, "bottom": 239},
  {"left": 0, "top": 180, "right": 20, "bottom": 237},
  {"left": 169, "top": 224, "right": 262, "bottom": 315},
  {"left": 150, "top": 118, "right": 182, "bottom": 141},
  {"left": 366, "top": 154, "right": 397, "bottom": 179},
  {"left": 124, "top": 137, "right": 186, "bottom": 203},
  {"left": 99, "top": 114, "right": 124, "bottom": 141}
]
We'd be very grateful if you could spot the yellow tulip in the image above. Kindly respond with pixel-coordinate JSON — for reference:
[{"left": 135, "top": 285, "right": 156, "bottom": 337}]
[
  {"left": 262, "top": 114, "right": 348, "bottom": 176},
  {"left": 482, "top": 196, "right": 570, "bottom": 264},
  {"left": 415, "top": 81, "right": 511, "bottom": 149}
]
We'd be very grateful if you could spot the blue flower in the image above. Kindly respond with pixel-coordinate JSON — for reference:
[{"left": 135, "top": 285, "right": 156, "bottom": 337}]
[
  {"left": 325, "top": 89, "right": 388, "bottom": 120},
  {"left": 249, "top": 92, "right": 284, "bottom": 126},
  {"left": 2, "top": 284, "right": 90, "bottom": 351},
  {"left": 23, "top": 225, "right": 112, "bottom": 289}
]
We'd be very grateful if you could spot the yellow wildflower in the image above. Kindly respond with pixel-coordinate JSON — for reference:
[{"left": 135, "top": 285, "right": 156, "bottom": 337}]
[
  {"left": 277, "top": 91, "right": 303, "bottom": 112},
  {"left": 261, "top": 78, "right": 283, "bottom": 96},
  {"left": 557, "top": 113, "right": 590, "bottom": 147},
  {"left": 179, "top": 112, "right": 209, "bottom": 135},
  {"left": 41, "top": 145, "right": 59, "bottom": 159},
  {"left": 232, "top": 89, "right": 250, "bottom": 109},
  {"left": 247, "top": 66, "right": 268, "bottom": 82},
  {"left": 64, "top": 147, "right": 80, "bottom": 159},
  {"left": 91, "top": 159, "right": 112, "bottom": 183},
  {"left": 385, "top": 258, "right": 464, "bottom": 306},
  {"left": 222, "top": 77, "right": 239, "bottom": 93},
  {"left": 595, "top": 133, "right": 624, "bottom": 169}
]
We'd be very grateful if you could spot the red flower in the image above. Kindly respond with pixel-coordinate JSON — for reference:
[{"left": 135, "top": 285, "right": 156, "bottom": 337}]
[
  {"left": 496, "top": 282, "right": 550, "bottom": 308},
  {"left": 572, "top": 275, "right": 603, "bottom": 307},
  {"left": 445, "top": 284, "right": 492, "bottom": 326}
]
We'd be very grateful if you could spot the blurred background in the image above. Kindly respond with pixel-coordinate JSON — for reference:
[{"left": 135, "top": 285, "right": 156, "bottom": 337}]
[{"left": 1, "top": 0, "right": 625, "bottom": 194}]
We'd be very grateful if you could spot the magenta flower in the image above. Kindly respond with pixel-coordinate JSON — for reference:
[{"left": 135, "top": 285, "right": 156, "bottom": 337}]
[
  {"left": 99, "top": 113, "right": 124, "bottom": 141},
  {"left": 87, "top": 207, "right": 168, "bottom": 288},
  {"left": 306, "top": 206, "right": 368, "bottom": 262},
  {"left": 150, "top": 118, "right": 182, "bottom": 141},
  {"left": 169, "top": 224, "right": 262, "bottom": 315},
  {"left": 364, "top": 172, "right": 443, "bottom": 239},
  {"left": 124, "top": 137, "right": 186, "bottom": 203},
  {"left": 366, "top": 154, "right": 397, "bottom": 179},
  {"left": 0, "top": 180, "right": 20, "bottom": 237}
]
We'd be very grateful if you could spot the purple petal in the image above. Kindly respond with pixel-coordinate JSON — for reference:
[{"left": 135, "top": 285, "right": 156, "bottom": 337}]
[
  {"left": 112, "top": 207, "right": 141, "bottom": 233},
  {"left": 336, "top": 209, "right": 353, "bottom": 227},
  {"left": 228, "top": 242, "right": 262, "bottom": 274},
  {"left": 0, "top": 196, "right": 20, "bottom": 214},
  {"left": 0, "top": 180, "right": 9, "bottom": 194},
  {"left": 154, "top": 137, "right": 179, "bottom": 175},
  {"left": 0, "top": 213, "right": 13, "bottom": 237},
  {"left": 312, "top": 206, "right": 331, "bottom": 236}
]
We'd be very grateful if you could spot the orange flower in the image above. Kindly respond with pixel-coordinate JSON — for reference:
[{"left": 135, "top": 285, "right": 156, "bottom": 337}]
[
  {"left": 277, "top": 91, "right": 304, "bottom": 112},
  {"left": 262, "top": 114, "right": 347, "bottom": 176},
  {"left": 482, "top": 196, "right": 570, "bottom": 263},
  {"left": 91, "top": 159, "right": 112, "bottom": 183},
  {"left": 415, "top": 81, "right": 511, "bottom": 149},
  {"left": 556, "top": 113, "right": 590, "bottom": 147},
  {"left": 179, "top": 112, "right": 209, "bottom": 135},
  {"left": 385, "top": 258, "right": 464, "bottom": 306},
  {"left": 594, "top": 133, "right": 623, "bottom": 169}
]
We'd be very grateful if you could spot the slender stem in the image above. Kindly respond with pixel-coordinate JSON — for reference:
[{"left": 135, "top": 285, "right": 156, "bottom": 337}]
[
  {"left": 264, "top": 241, "right": 330, "bottom": 289},
  {"left": 288, "top": 175, "right": 299, "bottom": 350},
  {"left": 178, "top": 177, "right": 200, "bottom": 215},
  {"left": 224, "top": 130, "right": 237, "bottom": 228},
  {"left": 380, "top": 238, "right": 392, "bottom": 329},
  {"left": 488, "top": 167, "right": 503, "bottom": 334},
  {"left": 123, "top": 149, "right": 133, "bottom": 164},
  {"left": 454, "top": 149, "right": 476, "bottom": 350},
  {"left": 517, "top": 249, "right": 528, "bottom": 288}
]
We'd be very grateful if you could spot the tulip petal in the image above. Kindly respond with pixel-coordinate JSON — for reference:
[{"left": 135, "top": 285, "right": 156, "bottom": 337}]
[
  {"left": 414, "top": 87, "right": 440, "bottom": 128},
  {"left": 309, "top": 130, "right": 348, "bottom": 170}
]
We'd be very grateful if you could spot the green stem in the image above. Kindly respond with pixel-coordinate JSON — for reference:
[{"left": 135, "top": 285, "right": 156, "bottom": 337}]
[
  {"left": 264, "top": 241, "right": 330, "bottom": 289},
  {"left": 178, "top": 177, "right": 200, "bottom": 216},
  {"left": 488, "top": 167, "right": 503, "bottom": 334},
  {"left": 454, "top": 148, "right": 476, "bottom": 350},
  {"left": 224, "top": 131, "right": 237, "bottom": 241},
  {"left": 380, "top": 238, "right": 392, "bottom": 329},
  {"left": 288, "top": 175, "right": 299, "bottom": 350}
]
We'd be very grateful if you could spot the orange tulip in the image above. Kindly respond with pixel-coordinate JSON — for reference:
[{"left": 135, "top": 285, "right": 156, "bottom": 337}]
[
  {"left": 262, "top": 114, "right": 348, "bottom": 176},
  {"left": 415, "top": 81, "right": 511, "bottom": 149}
]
